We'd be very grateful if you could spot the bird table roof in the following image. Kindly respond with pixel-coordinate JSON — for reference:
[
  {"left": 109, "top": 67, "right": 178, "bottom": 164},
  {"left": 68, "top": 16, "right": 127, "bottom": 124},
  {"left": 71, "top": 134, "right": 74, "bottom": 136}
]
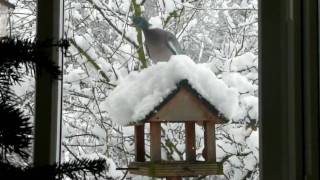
[
  {"left": 137, "top": 79, "right": 229, "bottom": 124},
  {"left": 105, "top": 55, "right": 239, "bottom": 126}
]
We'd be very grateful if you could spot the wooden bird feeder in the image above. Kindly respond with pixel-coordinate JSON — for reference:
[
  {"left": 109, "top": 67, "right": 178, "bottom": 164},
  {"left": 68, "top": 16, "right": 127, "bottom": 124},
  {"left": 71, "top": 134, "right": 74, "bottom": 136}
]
[{"left": 127, "top": 80, "right": 228, "bottom": 179}]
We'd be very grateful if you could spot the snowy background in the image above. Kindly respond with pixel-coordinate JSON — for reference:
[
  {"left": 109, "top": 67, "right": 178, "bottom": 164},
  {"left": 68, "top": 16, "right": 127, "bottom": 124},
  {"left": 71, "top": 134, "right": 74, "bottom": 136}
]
[{"left": 7, "top": 0, "right": 258, "bottom": 179}]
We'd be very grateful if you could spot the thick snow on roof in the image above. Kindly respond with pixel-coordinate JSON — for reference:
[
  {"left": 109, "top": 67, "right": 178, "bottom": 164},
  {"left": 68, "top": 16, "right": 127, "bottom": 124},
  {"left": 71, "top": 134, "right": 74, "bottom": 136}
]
[{"left": 105, "top": 55, "right": 239, "bottom": 125}]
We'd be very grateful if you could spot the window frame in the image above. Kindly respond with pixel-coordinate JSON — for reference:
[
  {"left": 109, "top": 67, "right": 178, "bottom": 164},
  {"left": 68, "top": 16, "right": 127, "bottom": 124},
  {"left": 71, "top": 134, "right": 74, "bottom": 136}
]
[
  {"left": 259, "top": 0, "right": 319, "bottom": 179},
  {"left": 33, "top": 0, "right": 320, "bottom": 179},
  {"left": 33, "top": 0, "right": 63, "bottom": 166}
]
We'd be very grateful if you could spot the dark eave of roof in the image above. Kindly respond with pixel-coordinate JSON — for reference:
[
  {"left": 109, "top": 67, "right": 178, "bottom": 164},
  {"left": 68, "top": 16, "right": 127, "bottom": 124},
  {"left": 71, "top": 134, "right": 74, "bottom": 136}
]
[{"left": 131, "top": 79, "right": 229, "bottom": 125}]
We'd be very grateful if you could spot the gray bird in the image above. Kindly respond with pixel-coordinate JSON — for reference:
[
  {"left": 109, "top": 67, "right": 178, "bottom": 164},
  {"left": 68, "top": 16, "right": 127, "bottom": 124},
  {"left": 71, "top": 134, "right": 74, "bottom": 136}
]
[{"left": 131, "top": 16, "right": 183, "bottom": 62}]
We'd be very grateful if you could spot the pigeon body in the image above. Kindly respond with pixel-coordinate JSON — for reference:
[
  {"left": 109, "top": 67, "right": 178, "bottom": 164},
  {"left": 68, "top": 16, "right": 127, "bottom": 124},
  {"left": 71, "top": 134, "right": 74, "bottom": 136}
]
[{"left": 132, "top": 16, "right": 183, "bottom": 62}]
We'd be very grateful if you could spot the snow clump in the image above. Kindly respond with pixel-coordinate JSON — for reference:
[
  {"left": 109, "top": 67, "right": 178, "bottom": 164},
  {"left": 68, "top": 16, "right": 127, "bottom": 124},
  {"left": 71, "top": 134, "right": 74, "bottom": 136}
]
[{"left": 105, "top": 55, "right": 239, "bottom": 125}]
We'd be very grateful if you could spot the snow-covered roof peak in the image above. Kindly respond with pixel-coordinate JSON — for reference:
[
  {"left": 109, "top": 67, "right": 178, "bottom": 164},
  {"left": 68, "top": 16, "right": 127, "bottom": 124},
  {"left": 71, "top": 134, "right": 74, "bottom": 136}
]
[{"left": 105, "top": 55, "right": 239, "bottom": 126}]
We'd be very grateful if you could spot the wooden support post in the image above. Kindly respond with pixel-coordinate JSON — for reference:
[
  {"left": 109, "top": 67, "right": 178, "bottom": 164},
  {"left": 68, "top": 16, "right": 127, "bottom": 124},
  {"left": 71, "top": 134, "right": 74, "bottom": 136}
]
[
  {"left": 134, "top": 125, "right": 145, "bottom": 162},
  {"left": 150, "top": 122, "right": 161, "bottom": 162},
  {"left": 204, "top": 121, "right": 216, "bottom": 162},
  {"left": 185, "top": 122, "right": 196, "bottom": 161}
]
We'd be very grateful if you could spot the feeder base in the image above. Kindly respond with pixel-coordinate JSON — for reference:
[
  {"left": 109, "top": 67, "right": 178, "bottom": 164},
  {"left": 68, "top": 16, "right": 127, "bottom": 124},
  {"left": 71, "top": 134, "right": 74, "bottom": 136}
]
[{"left": 128, "top": 161, "right": 223, "bottom": 177}]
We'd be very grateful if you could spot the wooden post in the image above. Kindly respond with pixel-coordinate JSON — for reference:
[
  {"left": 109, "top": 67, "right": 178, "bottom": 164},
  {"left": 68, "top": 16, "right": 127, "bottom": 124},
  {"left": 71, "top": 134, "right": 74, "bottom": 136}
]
[
  {"left": 150, "top": 122, "right": 161, "bottom": 162},
  {"left": 134, "top": 125, "right": 145, "bottom": 162},
  {"left": 204, "top": 121, "right": 216, "bottom": 162},
  {"left": 185, "top": 122, "right": 196, "bottom": 161}
]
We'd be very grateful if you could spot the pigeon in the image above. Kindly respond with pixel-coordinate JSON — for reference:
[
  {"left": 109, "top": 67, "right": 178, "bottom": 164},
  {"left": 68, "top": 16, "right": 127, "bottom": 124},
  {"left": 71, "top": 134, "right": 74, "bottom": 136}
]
[{"left": 131, "top": 16, "right": 183, "bottom": 62}]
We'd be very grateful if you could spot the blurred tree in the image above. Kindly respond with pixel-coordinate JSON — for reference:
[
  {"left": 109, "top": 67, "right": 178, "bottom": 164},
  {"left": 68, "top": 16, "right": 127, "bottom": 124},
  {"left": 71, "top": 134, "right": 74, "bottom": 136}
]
[{"left": 0, "top": 37, "right": 107, "bottom": 180}]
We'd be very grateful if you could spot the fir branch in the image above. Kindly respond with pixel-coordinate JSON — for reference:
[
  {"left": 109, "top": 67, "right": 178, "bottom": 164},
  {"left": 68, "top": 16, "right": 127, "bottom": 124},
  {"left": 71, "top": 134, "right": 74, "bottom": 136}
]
[
  {"left": 0, "top": 158, "right": 107, "bottom": 180},
  {"left": 0, "top": 37, "right": 107, "bottom": 179},
  {"left": 0, "top": 102, "right": 32, "bottom": 161},
  {"left": 0, "top": 37, "right": 61, "bottom": 81},
  {"left": 58, "top": 158, "right": 106, "bottom": 180},
  {"left": 0, "top": 37, "right": 62, "bottom": 102}
]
